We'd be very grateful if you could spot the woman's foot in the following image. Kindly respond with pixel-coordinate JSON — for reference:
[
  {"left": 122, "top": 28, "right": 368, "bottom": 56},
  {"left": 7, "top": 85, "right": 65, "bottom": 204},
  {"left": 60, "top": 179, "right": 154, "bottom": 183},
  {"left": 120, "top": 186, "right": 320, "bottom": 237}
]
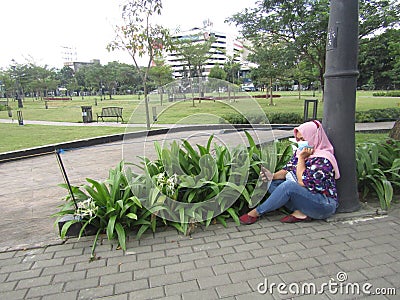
[
  {"left": 280, "top": 210, "right": 311, "bottom": 223},
  {"left": 280, "top": 214, "right": 312, "bottom": 223},
  {"left": 239, "top": 209, "right": 259, "bottom": 225}
]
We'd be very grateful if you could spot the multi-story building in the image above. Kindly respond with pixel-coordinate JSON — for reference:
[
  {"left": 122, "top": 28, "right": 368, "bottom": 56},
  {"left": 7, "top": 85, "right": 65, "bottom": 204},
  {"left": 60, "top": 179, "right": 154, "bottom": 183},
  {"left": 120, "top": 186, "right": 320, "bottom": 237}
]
[
  {"left": 64, "top": 59, "right": 101, "bottom": 73},
  {"left": 164, "top": 24, "right": 254, "bottom": 79}
]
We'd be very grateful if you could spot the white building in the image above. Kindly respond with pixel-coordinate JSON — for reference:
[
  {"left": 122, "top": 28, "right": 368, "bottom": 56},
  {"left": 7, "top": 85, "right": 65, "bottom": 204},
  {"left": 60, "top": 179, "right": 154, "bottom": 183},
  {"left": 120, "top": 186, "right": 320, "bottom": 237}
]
[{"left": 164, "top": 25, "right": 254, "bottom": 79}]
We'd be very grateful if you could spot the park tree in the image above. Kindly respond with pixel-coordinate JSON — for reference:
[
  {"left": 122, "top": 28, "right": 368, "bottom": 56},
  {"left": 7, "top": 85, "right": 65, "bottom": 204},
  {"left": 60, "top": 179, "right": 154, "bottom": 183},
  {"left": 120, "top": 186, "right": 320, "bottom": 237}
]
[
  {"left": 228, "top": 0, "right": 400, "bottom": 95},
  {"left": 173, "top": 33, "right": 215, "bottom": 106},
  {"left": 387, "top": 31, "right": 400, "bottom": 89},
  {"left": 358, "top": 29, "right": 400, "bottom": 89},
  {"left": 1, "top": 63, "right": 57, "bottom": 99},
  {"left": 248, "top": 40, "right": 296, "bottom": 106},
  {"left": 117, "top": 63, "right": 144, "bottom": 94},
  {"left": 107, "top": 0, "right": 172, "bottom": 129},
  {"left": 26, "top": 64, "right": 58, "bottom": 98},
  {"left": 148, "top": 58, "right": 173, "bottom": 106},
  {"left": 0, "top": 69, "right": 15, "bottom": 99},
  {"left": 208, "top": 65, "right": 227, "bottom": 81},
  {"left": 103, "top": 62, "right": 123, "bottom": 99},
  {"left": 223, "top": 57, "right": 241, "bottom": 85},
  {"left": 58, "top": 66, "right": 75, "bottom": 88},
  {"left": 174, "top": 33, "right": 215, "bottom": 78}
]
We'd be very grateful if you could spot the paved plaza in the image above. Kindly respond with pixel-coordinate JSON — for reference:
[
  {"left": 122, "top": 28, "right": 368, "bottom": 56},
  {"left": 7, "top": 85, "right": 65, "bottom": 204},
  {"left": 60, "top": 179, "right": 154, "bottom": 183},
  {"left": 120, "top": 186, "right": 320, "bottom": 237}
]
[{"left": 0, "top": 123, "right": 398, "bottom": 299}]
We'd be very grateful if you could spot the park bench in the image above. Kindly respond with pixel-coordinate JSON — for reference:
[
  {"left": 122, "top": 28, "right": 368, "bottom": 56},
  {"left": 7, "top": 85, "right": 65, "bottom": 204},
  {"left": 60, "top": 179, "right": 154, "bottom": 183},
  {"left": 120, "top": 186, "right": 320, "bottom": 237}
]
[
  {"left": 96, "top": 106, "right": 124, "bottom": 123},
  {"left": 43, "top": 97, "right": 72, "bottom": 100}
]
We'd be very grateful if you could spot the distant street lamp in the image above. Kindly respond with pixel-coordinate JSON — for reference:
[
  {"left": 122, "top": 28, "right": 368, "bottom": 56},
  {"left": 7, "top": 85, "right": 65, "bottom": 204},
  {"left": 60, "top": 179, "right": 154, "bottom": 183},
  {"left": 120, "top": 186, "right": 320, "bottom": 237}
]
[{"left": 11, "top": 60, "right": 23, "bottom": 108}]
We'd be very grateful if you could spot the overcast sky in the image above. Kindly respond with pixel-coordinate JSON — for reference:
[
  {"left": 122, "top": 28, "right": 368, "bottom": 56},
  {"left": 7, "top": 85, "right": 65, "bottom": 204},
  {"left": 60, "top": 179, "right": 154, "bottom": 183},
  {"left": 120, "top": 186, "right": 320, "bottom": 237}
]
[{"left": 1, "top": 0, "right": 256, "bottom": 69}]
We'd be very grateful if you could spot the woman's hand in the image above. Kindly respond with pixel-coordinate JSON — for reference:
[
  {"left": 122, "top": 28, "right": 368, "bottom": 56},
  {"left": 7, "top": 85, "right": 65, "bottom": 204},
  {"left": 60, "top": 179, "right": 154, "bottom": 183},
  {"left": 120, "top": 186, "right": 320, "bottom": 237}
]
[
  {"left": 260, "top": 166, "right": 273, "bottom": 182},
  {"left": 298, "top": 147, "right": 314, "bottom": 159}
]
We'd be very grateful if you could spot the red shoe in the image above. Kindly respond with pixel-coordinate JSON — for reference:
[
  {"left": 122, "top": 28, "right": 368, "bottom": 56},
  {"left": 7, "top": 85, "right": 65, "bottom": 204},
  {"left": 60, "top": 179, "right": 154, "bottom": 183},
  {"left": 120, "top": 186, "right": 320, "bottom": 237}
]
[
  {"left": 280, "top": 214, "right": 312, "bottom": 223},
  {"left": 239, "top": 214, "right": 258, "bottom": 225}
]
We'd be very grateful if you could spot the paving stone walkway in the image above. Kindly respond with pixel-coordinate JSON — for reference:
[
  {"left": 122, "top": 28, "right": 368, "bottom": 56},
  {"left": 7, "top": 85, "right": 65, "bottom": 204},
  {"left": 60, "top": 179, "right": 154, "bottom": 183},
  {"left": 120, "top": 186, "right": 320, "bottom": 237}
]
[
  {"left": 0, "top": 122, "right": 398, "bottom": 299},
  {"left": 0, "top": 211, "right": 399, "bottom": 299}
]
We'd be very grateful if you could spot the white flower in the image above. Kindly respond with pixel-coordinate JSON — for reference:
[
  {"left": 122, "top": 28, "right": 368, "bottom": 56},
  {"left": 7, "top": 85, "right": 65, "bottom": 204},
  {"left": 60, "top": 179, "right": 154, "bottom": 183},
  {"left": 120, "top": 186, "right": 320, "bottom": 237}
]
[
  {"left": 157, "top": 172, "right": 165, "bottom": 181},
  {"left": 75, "top": 198, "right": 98, "bottom": 218}
]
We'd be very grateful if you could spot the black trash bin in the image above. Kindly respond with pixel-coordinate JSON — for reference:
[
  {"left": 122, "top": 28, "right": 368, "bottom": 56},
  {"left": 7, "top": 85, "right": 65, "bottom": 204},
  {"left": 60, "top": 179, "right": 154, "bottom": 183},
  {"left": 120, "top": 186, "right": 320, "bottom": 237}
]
[{"left": 81, "top": 106, "right": 93, "bottom": 123}]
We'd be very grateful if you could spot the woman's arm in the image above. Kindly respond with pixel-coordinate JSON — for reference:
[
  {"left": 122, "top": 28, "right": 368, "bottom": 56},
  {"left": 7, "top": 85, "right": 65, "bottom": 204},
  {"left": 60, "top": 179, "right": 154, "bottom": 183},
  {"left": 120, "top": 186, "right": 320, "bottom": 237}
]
[
  {"left": 273, "top": 169, "right": 288, "bottom": 180},
  {"left": 296, "top": 148, "right": 314, "bottom": 186},
  {"left": 260, "top": 167, "right": 287, "bottom": 182},
  {"left": 296, "top": 157, "right": 306, "bottom": 186}
]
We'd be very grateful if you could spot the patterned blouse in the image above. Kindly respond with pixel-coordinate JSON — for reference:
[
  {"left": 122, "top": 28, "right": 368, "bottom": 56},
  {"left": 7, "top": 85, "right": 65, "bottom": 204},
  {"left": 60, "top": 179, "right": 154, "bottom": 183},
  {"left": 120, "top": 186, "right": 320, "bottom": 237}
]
[{"left": 283, "top": 155, "right": 338, "bottom": 200}]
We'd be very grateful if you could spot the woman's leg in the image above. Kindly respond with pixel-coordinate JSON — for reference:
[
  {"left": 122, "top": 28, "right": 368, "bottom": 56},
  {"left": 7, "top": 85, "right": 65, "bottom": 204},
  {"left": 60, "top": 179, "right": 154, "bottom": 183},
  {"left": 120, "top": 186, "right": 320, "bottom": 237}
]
[
  {"left": 244, "top": 180, "right": 285, "bottom": 218},
  {"left": 267, "top": 179, "right": 285, "bottom": 194},
  {"left": 255, "top": 181, "right": 300, "bottom": 215},
  {"left": 255, "top": 181, "right": 336, "bottom": 219},
  {"left": 285, "top": 193, "right": 337, "bottom": 220}
]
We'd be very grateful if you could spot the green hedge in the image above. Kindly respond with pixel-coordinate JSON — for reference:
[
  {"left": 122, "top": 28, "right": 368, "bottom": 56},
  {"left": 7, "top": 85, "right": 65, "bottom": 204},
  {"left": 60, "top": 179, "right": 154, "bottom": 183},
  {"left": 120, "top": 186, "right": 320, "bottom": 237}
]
[
  {"left": 356, "top": 108, "right": 400, "bottom": 122},
  {"left": 372, "top": 91, "right": 400, "bottom": 97},
  {"left": 220, "top": 112, "right": 303, "bottom": 124}
]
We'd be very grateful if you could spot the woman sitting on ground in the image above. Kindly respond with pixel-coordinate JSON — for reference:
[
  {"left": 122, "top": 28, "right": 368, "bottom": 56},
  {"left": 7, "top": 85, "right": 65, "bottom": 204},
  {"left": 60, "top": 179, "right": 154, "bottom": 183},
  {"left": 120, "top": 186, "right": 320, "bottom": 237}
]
[{"left": 239, "top": 120, "right": 340, "bottom": 224}]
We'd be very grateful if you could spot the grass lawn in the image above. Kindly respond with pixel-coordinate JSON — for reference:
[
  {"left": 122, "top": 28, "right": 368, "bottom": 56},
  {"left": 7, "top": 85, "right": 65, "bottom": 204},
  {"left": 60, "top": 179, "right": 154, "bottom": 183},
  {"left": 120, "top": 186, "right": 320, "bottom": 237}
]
[
  {"left": 355, "top": 132, "right": 390, "bottom": 144},
  {"left": 0, "top": 90, "right": 397, "bottom": 153},
  {"left": 1, "top": 90, "right": 398, "bottom": 124},
  {"left": 0, "top": 124, "right": 131, "bottom": 153}
]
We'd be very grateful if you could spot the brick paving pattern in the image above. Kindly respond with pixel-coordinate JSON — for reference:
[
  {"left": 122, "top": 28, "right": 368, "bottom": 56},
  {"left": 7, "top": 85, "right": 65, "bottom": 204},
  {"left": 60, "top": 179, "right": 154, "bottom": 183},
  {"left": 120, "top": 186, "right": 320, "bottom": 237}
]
[{"left": 0, "top": 213, "right": 399, "bottom": 299}]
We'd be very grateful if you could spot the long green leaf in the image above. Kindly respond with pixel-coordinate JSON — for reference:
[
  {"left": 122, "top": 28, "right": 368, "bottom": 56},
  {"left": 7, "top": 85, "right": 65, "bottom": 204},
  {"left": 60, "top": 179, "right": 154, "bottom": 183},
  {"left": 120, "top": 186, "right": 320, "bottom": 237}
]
[
  {"left": 90, "top": 228, "right": 102, "bottom": 261},
  {"left": 86, "top": 178, "right": 110, "bottom": 202},
  {"left": 126, "top": 213, "right": 138, "bottom": 219},
  {"left": 107, "top": 215, "right": 117, "bottom": 240},
  {"left": 227, "top": 208, "right": 240, "bottom": 225},
  {"left": 206, "top": 134, "right": 214, "bottom": 153},
  {"left": 115, "top": 223, "right": 126, "bottom": 250},
  {"left": 169, "top": 222, "right": 185, "bottom": 233},
  {"left": 136, "top": 224, "right": 150, "bottom": 239},
  {"left": 205, "top": 210, "right": 214, "bottom": 227},
  {"left": 60, "top": 219, "right": 80, "bottom": 239},
  {"left": 244, "top": 130, "right": 257, "bottom": 148},
  {"left": 216, "top": 215, "right": 227, "bottom": 227}
]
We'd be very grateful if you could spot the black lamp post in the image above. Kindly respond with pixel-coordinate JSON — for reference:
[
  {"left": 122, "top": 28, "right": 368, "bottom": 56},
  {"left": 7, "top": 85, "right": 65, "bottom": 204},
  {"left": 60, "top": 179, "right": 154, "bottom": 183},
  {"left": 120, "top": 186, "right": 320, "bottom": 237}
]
[
  {"left": 323, "top": 0, "right": 360, "bottom": 213},
  {"left": 11, "top": 60, "right": 23, "bottom": 108}
]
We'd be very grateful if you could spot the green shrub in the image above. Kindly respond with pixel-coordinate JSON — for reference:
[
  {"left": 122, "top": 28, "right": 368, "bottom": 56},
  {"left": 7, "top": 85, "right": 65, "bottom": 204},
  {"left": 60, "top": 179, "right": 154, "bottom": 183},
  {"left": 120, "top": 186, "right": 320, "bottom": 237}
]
[
  {"left": 220, "top": 112, "right": 303, "bottom": 124},
  {"left": 220, "top": 113, "right": 267, "bottom": 124},
  {"left": 55, "top": 133, "right": 282, "bottom": 257},
  {"left": 355, "top": 107, "right": 400, "bottom": 122},
  {"left": 373, "top": 91, "right": 400, "bottom": 97},
  {"left": 54, "top": 161, "right": 144, "bottom": 260},
  {"left": 372, "top": 92, "right": 386, "bottom": 96},
  {"left": 356, "top": 139, "right": 400, "bottom": 210},
  {"left": 355, "top": 112, "right": 375, "bottom": 123},
  {"left": 268, "top": 112, "right": 303, "bottom": 124}
]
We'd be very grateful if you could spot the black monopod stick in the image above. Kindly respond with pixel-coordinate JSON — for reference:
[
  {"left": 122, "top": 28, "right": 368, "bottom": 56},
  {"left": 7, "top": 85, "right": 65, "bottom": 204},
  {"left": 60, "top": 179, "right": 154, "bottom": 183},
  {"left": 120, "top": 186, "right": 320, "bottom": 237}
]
[{"left": 55, "top": 149, "right": 78, "bottom": 210}]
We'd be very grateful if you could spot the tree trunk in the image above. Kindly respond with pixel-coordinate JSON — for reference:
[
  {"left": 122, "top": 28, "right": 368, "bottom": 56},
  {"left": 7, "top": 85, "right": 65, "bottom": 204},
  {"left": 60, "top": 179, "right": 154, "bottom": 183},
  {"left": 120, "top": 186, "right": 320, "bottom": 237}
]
[
  {"left": 389, "top": 120, "right": 400, "bottom": 140},
  {"left": 269, "top": 77, "right": 274, "bottom": 106}
]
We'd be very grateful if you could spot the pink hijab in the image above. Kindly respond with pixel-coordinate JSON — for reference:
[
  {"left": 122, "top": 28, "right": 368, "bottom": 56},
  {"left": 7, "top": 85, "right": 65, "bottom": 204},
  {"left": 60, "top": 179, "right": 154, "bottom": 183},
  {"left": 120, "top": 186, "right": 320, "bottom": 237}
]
[{"left": 294, "top": 120, "right": 340, "bottom": 179}]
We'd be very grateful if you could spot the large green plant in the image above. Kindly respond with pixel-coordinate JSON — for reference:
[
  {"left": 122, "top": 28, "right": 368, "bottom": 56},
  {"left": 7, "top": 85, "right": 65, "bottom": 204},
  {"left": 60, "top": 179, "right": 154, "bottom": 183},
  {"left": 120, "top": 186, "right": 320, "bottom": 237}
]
[
  {"left": 136, "top": 133, "right": 277, "bottom": 235},
  {"left": 54, "top": 135, "right": 291, "bottom": 256},
  {"left": 54, "top": 161, "right": 143, "bottom": 259},
  {"left": 356, "top": 139, "right": 400, "bottom": 210}
]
